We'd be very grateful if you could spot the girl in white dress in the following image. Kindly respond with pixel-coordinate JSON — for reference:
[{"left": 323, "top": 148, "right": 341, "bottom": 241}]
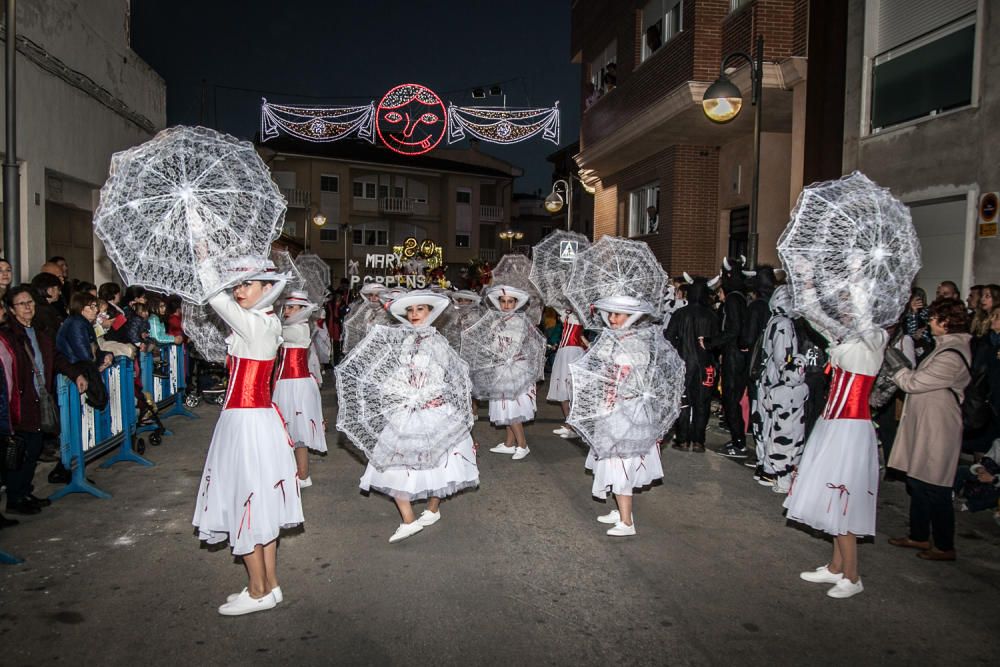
[
  {"left": 273, "top": 290, "right": 327, "bottom": 488},
  {"left": 485, "top": 285, "right": 537, "bottom": 460},
  {"left": 192, "top": 263, "right": 304, "bottom": 616},
  {"left": 549, "top": 309, "right": 588, "bottom": 439},
  {"left": 584, "top": 296, "right": 665, "bottom": 537},
  {"left": 358, "top": 291, "right": 479, "bottom": 543}
]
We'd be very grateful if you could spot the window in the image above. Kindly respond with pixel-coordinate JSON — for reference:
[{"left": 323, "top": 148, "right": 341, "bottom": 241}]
[
  {"left": 730, "top": 0, "right": 752, "bottom": 11},
  {"left": 378, "top": 184, "right": 389, "bottom": 200},
  {"left": 456, "top": 190, "right": 472, "bottom": 204},
  {"left": 353, "top": 180, "right": 376, "bottom": 199},
  {"left": 870, "top": 14, "right": 976, "bottom": 132},
  {"left": 353, "top": 227, "right": 388, "bottom": 246},
  {"left": 456, "top": 234, "right": 470, "bottom": 248},
  {"left": 642, "top": 0, "right": 682, "bottom": 62},
  {"left": 320, "top": 227, "right": 338, "bottom": 242},
  {"left": 628, "top": 182, "right": 660, "bottom": 237},
  {"left": 320, "top": 175, "right": 339, "bottom": 192},
  {"left": 588, "top": 40, "right": 617, "bottom": 105}
]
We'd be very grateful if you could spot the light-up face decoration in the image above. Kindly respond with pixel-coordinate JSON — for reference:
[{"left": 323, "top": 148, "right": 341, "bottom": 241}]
[{"left": 376, "top": 83, "right": 447, "bottom": 156}]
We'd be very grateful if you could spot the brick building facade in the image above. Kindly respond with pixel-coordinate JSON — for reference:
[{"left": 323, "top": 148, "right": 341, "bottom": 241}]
[{"left": 571, "top": 0, "right": 836, "bottom": 278}]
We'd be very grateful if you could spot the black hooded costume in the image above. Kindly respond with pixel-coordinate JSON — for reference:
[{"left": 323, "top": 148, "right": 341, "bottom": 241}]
[
  {"left": 665, "top": 278, "right": 720, "bottom": 447},
  {"left": 708, "top": 257, "right": 751, "bottom": 450}
]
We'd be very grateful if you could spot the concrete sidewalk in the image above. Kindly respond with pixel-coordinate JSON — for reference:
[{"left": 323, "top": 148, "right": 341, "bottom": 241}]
[{"left": 1, "top": 379, "right": 998, "bottom": 666}]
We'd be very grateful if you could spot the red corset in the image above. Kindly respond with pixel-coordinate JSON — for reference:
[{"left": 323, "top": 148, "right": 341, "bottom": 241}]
[
  {"left": 559, "top": 322, "right": 586, "bottom": 348},
  {"left": 278, "top": 347, "right": 310, "bottom": 380},
  {"left": 822, "top": 368, "right": 876, "bottom": 420},
  {"left": 223, "top": 357, "right": 276, "bottom": 409}
]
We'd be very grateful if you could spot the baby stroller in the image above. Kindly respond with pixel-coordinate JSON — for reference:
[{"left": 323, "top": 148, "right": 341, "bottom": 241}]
[
  {"left": 135, "top": 386, "right": 167, "bottom": 453},
  {"left": 184, "top": 351, "right": 228, "bottom": 407}
]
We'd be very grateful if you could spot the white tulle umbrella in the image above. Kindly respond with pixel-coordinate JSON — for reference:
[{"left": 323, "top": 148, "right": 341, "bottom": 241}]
[
  {"left": 92, "top": 126, "right": 286, "bottom": 304},
  {"left": 342, "top": 299, "right": 392, "bottom": 355},
  {"left": 460, "top": 310, "right": 544, "bottom": 400},
  {"left": 564, "top": 236, "right": 668, "bottom": 329},
  {"left": 489, "top": 253, "right": 543, "bottom": 324},
  {"left": 778, "top": 171, "right": 921, "bottom": 341},
  {"left": 272, "top": 248, "right": 306, "bottom": 293},
  {"left": 568, "top": 326, "right": 684, "bottom": 458},
  {"left": 295, "top": 253, "right": 332, "bottom": 305},
  {"left": 529, "top": 230, "right": 591, "bottom": 311},
  {"left": 335, "top": 325, "right": 473, "bottom": 471}
]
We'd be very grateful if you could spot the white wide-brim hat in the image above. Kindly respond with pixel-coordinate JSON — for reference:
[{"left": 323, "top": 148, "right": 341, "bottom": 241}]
[
  {"left": 360, "top": 282, "right": 387, "bottom": 297},
  {"left": 593, "top": 295, "right": 653, "bottom": 328},
  {"left": 388, "top": 290, "right": 452, "bottom": 326},
  {"left": 451, "top": 289, "right": 482, "bottom": 305},
  {"left": 486, "top": 285, "right": 530, "bottom": 311},
  {"left": 229, "top": 259, "right": 290, "bottom": 310}
]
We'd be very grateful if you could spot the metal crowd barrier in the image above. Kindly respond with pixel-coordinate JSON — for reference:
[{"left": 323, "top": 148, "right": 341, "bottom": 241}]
[
  {"left": 137, "top": 343, "right": 198, "bottom": 439},
  {"left": 50, "top": 356, "right": 151, "bottom": 500}
]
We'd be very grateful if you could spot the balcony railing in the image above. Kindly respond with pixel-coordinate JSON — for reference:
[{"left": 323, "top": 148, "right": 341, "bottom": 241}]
[
  {"left": 480, "top": 205, "right": 503, "bottom": 222},
  {"left": 379, "top": 197, "right": 414, "bottom": 215},
  {"left": 479, "top": 248, "right": 500, "bottom": 263},
  {"left": 280, "top": 188, "right": 310, "bottom": 209}
]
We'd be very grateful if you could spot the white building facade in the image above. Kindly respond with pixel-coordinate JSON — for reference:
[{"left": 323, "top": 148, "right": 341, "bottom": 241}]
[{"left": 0, "top": 0, "right": 165, "bottom": 282}]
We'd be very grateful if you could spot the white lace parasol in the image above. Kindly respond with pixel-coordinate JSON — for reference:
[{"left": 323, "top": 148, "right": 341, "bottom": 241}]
[
  {"left": 564, "top": 236, "right": 668, "bottom": 329},
  {"left": 440, "top": 302, "right": 484, "bottom": 350},
  {"left": 529, "top": 230, "right": 591, "bottom": 312},
  {"left": 568, "top": 326, "right": 684, "bottom": 458},
  {"left": 460, "top": 310, "right": 544, "bottom": 400},
  {"left": 777, "top": 171, "right": 921, "bottom": 341},
  {"left": 272, "top": 248, "right": 306, "bottom": 293},
  {"left": 489, "top": 253, "right": 543, "bottom": 324},
  {"left": 181, "top": 302, "right": 229, "bottom": 363},
  {"left": 92, "top": 126, "right": 286, "bottom": 304},
  {"left": 335, "top": 324, "right": 473, "bottom": 471},
  {"left": 342, "top": 299, "right": 392, "bottom": 355},
  {"left": 295, "top": 253, "right": 332, "bottom": 305}
]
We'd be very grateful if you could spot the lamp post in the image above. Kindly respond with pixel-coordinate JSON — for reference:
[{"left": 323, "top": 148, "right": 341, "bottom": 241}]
[
  {"left": 498, "top": 228, "right": 524, "bottom": 252},
  {"left": 304, "top": 205, "right": 327, "bottom": 252},
  {"left": 702, "top": 34, "right": 763, "bottom": 269},
  {"left": 545, "top": 179, "right": 571, "bottom": 230}
]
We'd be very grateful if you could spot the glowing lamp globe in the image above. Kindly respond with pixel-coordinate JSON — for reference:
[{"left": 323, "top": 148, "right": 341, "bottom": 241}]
[
  {"left": 544, "top": 192, "right": 565, "bottom": 213},
  {"left": 702, "top": 76, "right": 744, "bottom": 123},
  {"left": 312, "top": 212, "right": 328, "bottom": 226}
]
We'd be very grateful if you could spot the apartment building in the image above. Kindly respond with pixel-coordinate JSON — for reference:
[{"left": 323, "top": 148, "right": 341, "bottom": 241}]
[
  {"left": 571, "top": 0, "right": 843, "bottom": 276},
  {"left": 256, "top": 138, "right": 521, "bottom": 284},
  {"left": 842, "top": 0, "right": 996, "bottom": 294}
]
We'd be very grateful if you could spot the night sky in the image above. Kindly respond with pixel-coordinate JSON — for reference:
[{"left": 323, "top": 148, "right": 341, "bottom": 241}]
[{"left": 130, "top": 1, "right": 580, "bottom": 195}]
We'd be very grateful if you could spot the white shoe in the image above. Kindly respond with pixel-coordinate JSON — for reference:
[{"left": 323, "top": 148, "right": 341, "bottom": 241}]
[
  {"left": 415, "top": 510, "right": 440, "bottom": 527},
  {"left": 553, "top": 426, "right": 571, "bottom": 436},
  {"left": 826, "top": 577, "right": 864, "bottom": 599},
  {"left": 559, "top": 431, "right": 579, "bottom": 439},
  {"left": 227, "top": 586, "right": 283, "bottom": 604},
  {"left": 511, "top": 447, "right": 530, "bottom": 460},
  {"left": 298, "top": 476, "right": 312, "bottom": 488},
  {"left": 389, "top": 522, "right": 423, "bottom": 543},
  {"left": 597, "top": 509, "right": 620, "bottom": 524},
  {"left": 606, "top": 521, "right": 636, "bottom": 537},
  {"left": 218, "top": 589, "right": 276, "bottom": 616},
  {"left": 799, "top": 565, "right": 844, "bottom": 584},
  {"left": 489, "top": 443, "right": 517, "bottom": 454}
]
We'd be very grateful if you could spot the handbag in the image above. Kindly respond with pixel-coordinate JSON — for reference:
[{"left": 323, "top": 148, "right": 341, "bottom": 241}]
[
  {"left": 0, "top": 434, "right": 25, "bottom": 473},
  {"left": 23, "top": 341, "right": 60, "bottom": 435}
]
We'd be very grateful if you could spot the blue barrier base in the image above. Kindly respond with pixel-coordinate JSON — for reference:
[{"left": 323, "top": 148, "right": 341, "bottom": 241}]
[
  {"left": 100, "top": 441, "right": 154, "bottom": 469},
  {"left": 0, "top": 550, "right": 23, "bottom": 564},
  {"left": 49, "top": 464, "right": 112, "bottom": 500},
  {"left": 160, "top": 394, "right": 198, "bottom": 421}
]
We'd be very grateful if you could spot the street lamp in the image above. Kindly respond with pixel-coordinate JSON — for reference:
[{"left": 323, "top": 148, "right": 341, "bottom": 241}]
[
  {"left": 498, "top": 228, "right": 524, "bottom": 252},
  {"left": 304, "top": 205, "right": 327, "bottom": 252},
  {"left": 545, "top": 179, "right": 571, "bottom": 231},
  {"left": 702, "top": 34, "right": 763, "bottom": 269}
]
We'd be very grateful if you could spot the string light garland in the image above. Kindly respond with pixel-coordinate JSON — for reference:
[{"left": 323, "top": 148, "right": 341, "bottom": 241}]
[{"left": 259, "top": 83, "right": 560, "bottom": 154}]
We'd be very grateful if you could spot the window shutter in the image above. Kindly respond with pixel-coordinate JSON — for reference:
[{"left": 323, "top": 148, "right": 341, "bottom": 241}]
[{"left": 876, "top": 0, "right": 976, "bottom": 54}]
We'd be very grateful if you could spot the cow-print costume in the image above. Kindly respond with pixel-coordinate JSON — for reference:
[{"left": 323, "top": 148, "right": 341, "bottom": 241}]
[{"left": 751, "top": 286, "right": 809, "bottom": 491}]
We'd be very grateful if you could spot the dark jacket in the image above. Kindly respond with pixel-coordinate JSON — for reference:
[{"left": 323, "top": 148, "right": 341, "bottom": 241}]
[
  {"left": 0, "top": 361, "right": 11, "bottom": 436},
  {"left": 972, "top": 332, "right": 1000, "bottom": 418},
  {"left": 56, "top": 314, "right": 99, "bottom": 364},
  {"left": 1, "top": 318, "right": 80, "bottom": 433},
  {"left": 121, "top": 307, "right": 150, "bottom": 346},
  {"left": 32, "top": 299, "right": 65, "bottom": 338},
  {"left": 666, "top": 281, "right": 720, "bottom": 375},
  {"left": 710, "top": 290, "right": 748, "bottom": 352}
]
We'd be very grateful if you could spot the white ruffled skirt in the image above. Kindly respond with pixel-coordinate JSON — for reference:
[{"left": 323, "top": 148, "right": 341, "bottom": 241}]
[
  {"left": 192, "top": 407, "right": 304, "bottom": 556},
  {"left": 489, "top": 387, "right": 536, "bottom": 425},
  {"left": 273, "top": 377, "right": 328, "bottom": 453},
  {"left": 547, "top": 346, "right": 584, "bottom": 402},
  {"left": 586, "top": 444, "right": 664, "bottom": 499},
  {"left": 360, "top": 433, "right": 479, "bottom": 501},
  {"left": 783, "top": 417, "right": 879, "bottom": 536}
]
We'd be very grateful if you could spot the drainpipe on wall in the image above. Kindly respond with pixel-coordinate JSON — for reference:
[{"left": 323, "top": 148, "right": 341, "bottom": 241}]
[{"left": 2, "top": 0, "right": 20, "bottom": 279}]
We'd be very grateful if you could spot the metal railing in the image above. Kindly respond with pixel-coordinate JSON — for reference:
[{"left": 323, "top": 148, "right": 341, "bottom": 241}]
[
  {"left": 480, "top": 205, "right": 504, "bottom": 221},
  {"left": 281, "top": 188, "right": 311, "bottom": 208},
  {"left": 379, "top": 197, "right": 414, "bottom": 214},
  {"left": 479, "top": 248, "right": 500, "bottom": 263}
]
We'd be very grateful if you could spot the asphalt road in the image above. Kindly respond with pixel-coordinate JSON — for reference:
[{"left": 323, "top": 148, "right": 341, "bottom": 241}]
[{"left": 1, "top": 379, "right": 998, "bottom": 666}]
